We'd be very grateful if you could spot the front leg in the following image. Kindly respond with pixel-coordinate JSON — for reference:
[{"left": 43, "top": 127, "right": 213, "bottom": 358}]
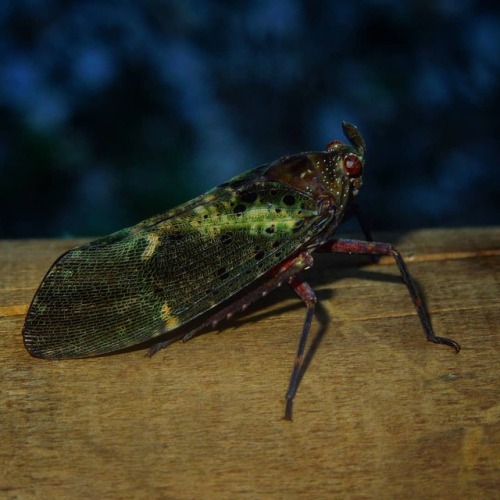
[
  {"left": 342, "top": 203, "right": 374, "bottom": 243},
  {"left": 319, "top": 238, "right": 460, "bottom": 352}
]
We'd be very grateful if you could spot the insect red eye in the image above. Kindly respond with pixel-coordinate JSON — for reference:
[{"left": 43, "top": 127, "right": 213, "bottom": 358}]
[{"left": 344, "top": 154, "right": 362, "bottom": 176}]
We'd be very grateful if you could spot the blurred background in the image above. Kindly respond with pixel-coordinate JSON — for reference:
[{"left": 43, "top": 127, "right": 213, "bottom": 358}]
[{"left": 1, "top": 0, "right": 498, "bottom": 238}]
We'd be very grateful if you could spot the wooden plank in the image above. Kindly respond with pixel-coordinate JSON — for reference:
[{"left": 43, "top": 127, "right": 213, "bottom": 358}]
[{"left": 1, "top": 228, "right": 499, "bottom": 499}]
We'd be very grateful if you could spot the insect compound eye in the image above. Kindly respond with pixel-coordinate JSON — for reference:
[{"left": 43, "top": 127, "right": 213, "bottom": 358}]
[
  {"left": 326, "top": 140, "right": 344, "bottom": 151},
  {"left": 343, "top": 154, "right": 362, "bottom": 177}
]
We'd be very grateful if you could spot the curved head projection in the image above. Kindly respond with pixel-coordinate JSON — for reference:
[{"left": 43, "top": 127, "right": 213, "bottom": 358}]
[{"left": 341, "top": 121, "right": 366, "bottom": 156}]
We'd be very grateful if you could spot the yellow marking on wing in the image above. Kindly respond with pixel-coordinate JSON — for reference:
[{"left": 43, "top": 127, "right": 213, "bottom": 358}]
[
  {"left": 161, "top": 302, "right": 180, "bottom": 330},
  {"left": 142, "top": 234, "right": 160, "bottom": 260}
]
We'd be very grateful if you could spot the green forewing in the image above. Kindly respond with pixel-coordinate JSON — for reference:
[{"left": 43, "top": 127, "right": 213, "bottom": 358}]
[{"left": 23, "top": 173, "right": 332, "bottom": 358}]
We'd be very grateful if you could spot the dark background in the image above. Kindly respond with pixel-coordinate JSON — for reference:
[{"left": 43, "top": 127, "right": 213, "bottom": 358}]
[{"left": 1, "top": 1, "right": 498, "bottom": 238}]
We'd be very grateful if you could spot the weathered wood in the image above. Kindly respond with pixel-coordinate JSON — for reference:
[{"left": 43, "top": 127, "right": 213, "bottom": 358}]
[{"left": 1, "top": 228, "right": 499, "bottom": 498}]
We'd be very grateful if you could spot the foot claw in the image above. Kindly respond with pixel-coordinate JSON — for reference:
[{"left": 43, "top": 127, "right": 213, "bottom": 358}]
[{"left": 430, "top": 336, "right": 461, "bottom": 353}]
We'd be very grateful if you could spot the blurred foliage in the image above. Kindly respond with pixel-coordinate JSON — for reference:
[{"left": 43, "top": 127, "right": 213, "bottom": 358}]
[{"left": 0, "top": 0, "right": 498, "bottom": 237}]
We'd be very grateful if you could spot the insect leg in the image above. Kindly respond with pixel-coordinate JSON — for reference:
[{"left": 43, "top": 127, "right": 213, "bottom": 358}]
[
  {"left": 284, "top": 274, "right": 317, "bottom": 421},
  {"left": 344, "top": 203, "right": 374, "bottom": 243},
  {"left": 146, "top": 280, "right": 288, "bottom": 357},
  {"left": 148, "top": 251, "right": 314, "bottom": 356},
  {"left": 147, "top": 332, "right": 186, "bottom": 356},
  {"left": 340, "top": 203, "right": 382, "bottom": 265},
  {"left": 320, "top": 238, "right": 460, "bottom": 352}
]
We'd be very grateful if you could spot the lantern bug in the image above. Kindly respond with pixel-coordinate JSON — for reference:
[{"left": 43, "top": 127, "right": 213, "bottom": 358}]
[{"left": 23, "top": 122, "right": 460, "bottom": 420}]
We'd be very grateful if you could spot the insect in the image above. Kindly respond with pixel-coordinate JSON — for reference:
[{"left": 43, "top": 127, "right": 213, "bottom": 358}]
[{"left": 23, "top": 122, "right": 460, "bottom": 420}]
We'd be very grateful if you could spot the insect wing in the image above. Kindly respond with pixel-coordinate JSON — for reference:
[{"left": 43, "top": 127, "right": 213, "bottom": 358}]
[{"left": 23, "top": 172, "right": 331, "bottom": 359}]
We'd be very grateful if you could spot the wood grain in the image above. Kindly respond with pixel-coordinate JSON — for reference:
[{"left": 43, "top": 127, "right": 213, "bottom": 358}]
[{"left": 1, "top": 228, "right": 499, "bottom": 499}]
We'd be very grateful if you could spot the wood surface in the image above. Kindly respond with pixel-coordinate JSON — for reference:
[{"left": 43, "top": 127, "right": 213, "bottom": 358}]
[{"left": 1, "top": 227, "right": 499, "bottom": 499}]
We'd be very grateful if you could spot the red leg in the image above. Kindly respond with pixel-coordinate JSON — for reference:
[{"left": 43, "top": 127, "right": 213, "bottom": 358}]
[
  {"left": 319, "top": 238, "right": 460, "bottom": 352},
  {"left": 148, "top": 251, "right": 314, "bottom": 356},
  {"left": 284, "top": 274, "right": 317, "bottom": 421},
  {"left": 149, "top": 251, "right": 318, "bottom": 421},
  {"left": 343, "top": 203, "right": 374, "bottom": 243}
]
